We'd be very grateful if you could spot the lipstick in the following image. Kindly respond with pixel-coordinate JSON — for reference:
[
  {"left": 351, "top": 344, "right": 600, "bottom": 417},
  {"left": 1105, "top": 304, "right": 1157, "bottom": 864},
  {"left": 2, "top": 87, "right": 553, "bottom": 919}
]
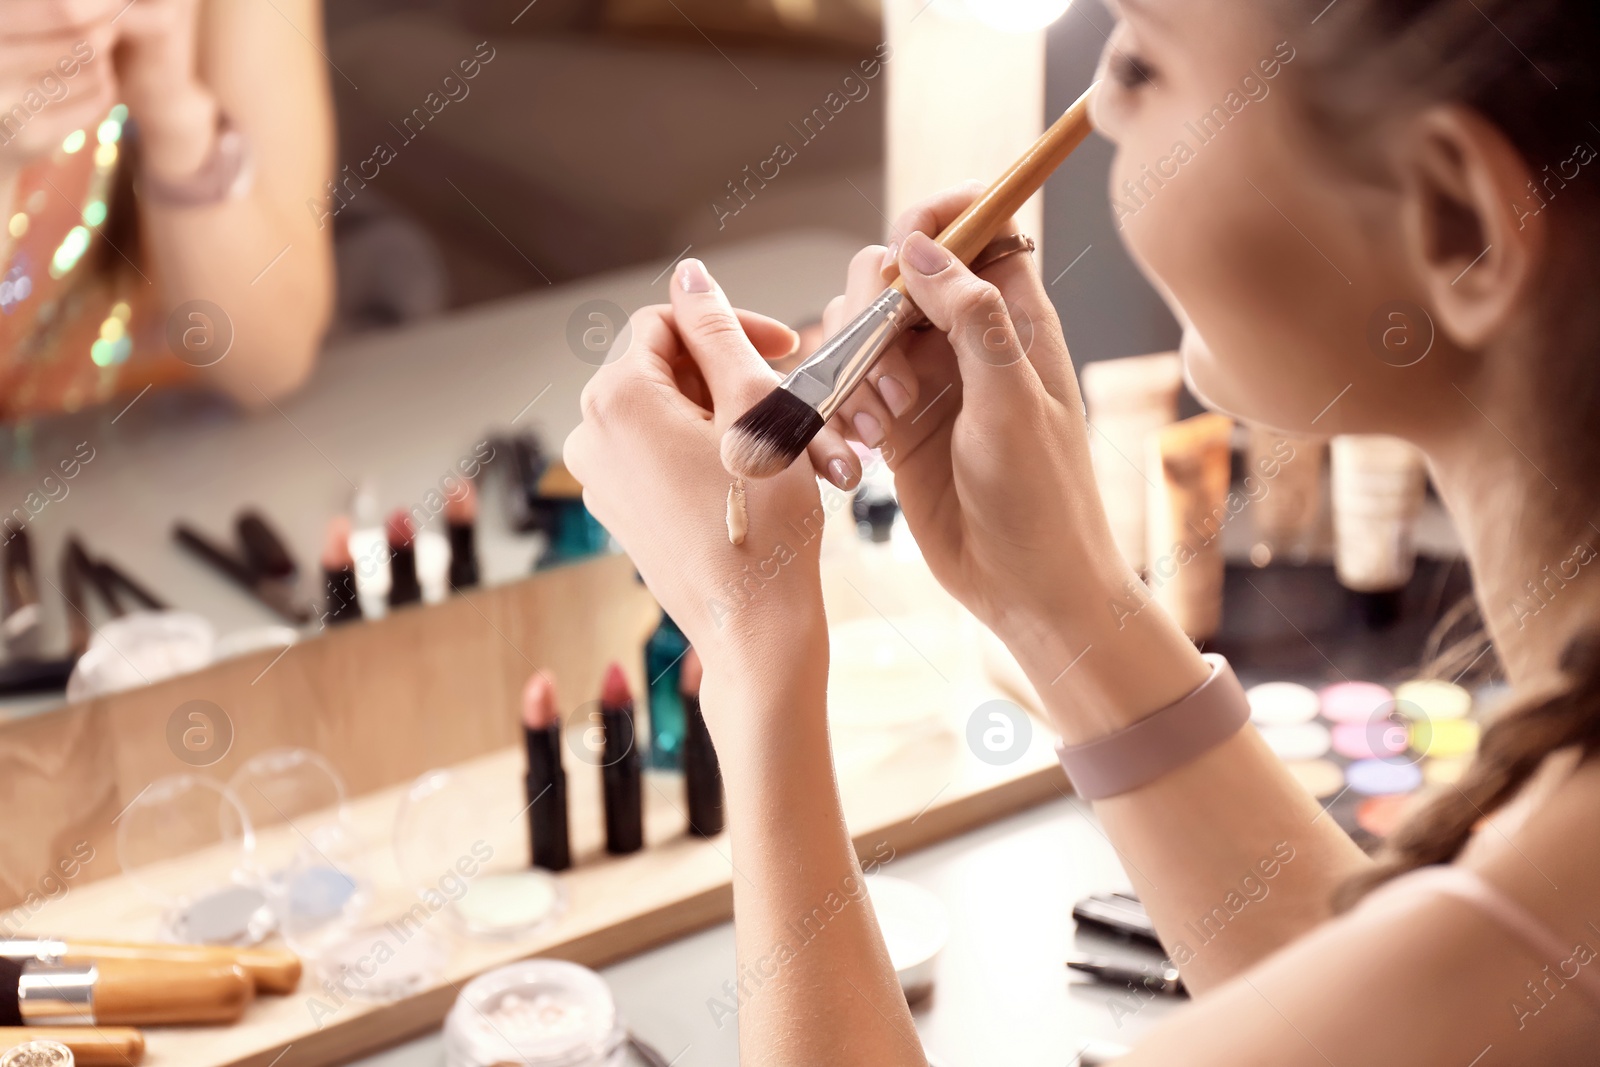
[
  {"left": 321, "top": 516, "right": 361, "bottom": 627},
  {"left": 521, "top": 673, "right": 570, "bottom": 871},
  {"left": 446, "top": 481, "right": 480, "bottom": 590},
  {"left": 0, "top": 956, "right": 252, "bottom": 1026},
  {"left": 385, "top": 509, "right": 421, "bottom": 608},
  {"left": 680, "top": 649, "right": 724, "bottom": 837},
  {"left": 600, "top": 662, "right": 643, "bottom": 855}
]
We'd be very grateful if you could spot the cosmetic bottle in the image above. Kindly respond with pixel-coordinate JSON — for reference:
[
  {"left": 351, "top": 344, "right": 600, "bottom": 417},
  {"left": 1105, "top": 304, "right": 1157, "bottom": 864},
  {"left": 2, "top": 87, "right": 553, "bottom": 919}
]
[
  {"left": 1145, "top": 413, "right": 1234, "bottom": 641},
  {"left": 1082, "top": 353, "right": 1185, "bottom": 574},
  {"left": 644, "top": 610, "right": 688, "bottom": 770},
  {"left": 1246, "top": 429, "right": 1327, "bottom": 566},
  {"left": 1330, "top": 435, "right": 1427, "bottom": 623}
]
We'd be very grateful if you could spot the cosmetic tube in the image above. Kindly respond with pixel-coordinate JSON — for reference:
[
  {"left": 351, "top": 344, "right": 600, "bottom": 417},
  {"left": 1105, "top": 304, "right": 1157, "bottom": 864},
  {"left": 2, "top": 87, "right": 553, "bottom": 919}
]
[
  {"left": 1082, "top": 353, "right": 1185, "bottom": 574},
  {"left": 1330, "top": 435, "right": 1427, "bottom": 595},
  {"left": 1146, "top": 414, "right": 1235, "bottom": 641}
]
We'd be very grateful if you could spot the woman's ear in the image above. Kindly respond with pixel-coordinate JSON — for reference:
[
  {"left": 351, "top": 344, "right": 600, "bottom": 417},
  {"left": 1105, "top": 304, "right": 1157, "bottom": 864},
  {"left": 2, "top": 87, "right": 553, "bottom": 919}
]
[{"left": 1395, "top": 106, "right": 1547, "bottom": 348}]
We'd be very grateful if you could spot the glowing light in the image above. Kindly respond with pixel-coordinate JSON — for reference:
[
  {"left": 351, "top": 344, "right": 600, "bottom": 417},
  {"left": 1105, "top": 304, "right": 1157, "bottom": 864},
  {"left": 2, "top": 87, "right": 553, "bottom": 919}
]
[
  {"left": 7, "top": 213, "right": 27, "bottom": 238},
  {"left": 50, "top": 226, "right": 91, "bottom": 277},
  {"left": 90, "top": 334, "right": 132, "bottom": 367},
  {"left": 82, "top": 200, "right": 107, "bottom": 227},
  {"left": 94, "top": 143, "right": 118, "bottom": 169},
  {"left": 962, "top": 0, "right": 1074, "bottom": 31},
  {"left": 100, "top": 317, "right": 125, "bottom": 342},
  {"left": 109, "top": 104, "right": 128, "bottom": 123},
  {"left": 96, "top": 118, "right": 122, "bottom": 145},
  {"left": 111, "top": 301, "right": 131, "bottom": 321},
  {"left": 62, "top": 129, "right": 86, "bottom": 154}
]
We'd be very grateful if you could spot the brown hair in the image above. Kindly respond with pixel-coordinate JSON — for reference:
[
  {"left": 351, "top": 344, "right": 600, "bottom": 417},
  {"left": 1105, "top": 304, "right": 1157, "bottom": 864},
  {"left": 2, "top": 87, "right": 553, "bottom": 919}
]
[{"left": 1287, "top": 0, "right": 1600, "bottom": 905}]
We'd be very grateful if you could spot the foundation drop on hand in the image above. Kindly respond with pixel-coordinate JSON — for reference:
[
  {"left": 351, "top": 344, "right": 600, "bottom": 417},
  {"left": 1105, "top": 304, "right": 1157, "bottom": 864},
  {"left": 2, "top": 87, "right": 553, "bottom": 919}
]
[{"left": 726, "top": 479, "right": 748, "bottom": 546}]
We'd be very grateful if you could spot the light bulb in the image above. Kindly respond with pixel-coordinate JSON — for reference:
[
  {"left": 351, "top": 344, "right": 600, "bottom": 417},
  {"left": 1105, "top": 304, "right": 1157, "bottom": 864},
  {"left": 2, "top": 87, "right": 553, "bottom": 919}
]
[{"left": 962, "top": 0, "right": 1074, "bottom": 32}]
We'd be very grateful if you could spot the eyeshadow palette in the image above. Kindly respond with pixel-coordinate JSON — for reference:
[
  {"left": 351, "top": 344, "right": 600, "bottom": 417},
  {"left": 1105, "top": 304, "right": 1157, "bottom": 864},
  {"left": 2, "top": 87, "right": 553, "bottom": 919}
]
[{"left": 1247, "top": 676, "right": 1500, "bottom": 849}]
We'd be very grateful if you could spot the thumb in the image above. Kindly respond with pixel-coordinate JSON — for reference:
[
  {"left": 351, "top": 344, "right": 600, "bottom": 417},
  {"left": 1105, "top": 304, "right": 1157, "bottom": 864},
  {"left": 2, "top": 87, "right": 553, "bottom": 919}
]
[
  {"left": 670, "top": 258, "right": 780, "bottom": 425},
  {"left": 896, "top": 231, "right": 1044, "bottom": 406}
]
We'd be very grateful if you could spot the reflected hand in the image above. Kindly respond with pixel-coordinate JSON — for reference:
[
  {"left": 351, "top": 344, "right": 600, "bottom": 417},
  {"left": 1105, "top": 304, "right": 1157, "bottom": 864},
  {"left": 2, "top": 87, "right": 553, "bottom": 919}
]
[{"left": 0, "top": 3, "right": 118, "bottom": 177}]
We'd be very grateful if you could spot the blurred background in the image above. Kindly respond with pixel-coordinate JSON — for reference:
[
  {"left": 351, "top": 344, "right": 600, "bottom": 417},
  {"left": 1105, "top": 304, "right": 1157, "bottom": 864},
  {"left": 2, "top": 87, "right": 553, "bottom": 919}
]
[
  {"left": 0, "top": 4, "right": 1487, "bottom": 1064},
  {"left": 316, "top": 0, "right": 1174, "bottom": 352}
]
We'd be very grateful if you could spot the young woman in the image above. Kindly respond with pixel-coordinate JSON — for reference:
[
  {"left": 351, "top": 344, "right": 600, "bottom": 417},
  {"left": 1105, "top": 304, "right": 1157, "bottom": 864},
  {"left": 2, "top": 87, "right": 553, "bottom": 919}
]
[
  {"left": 0, "top": 0, "right": 333, "bottom": 418},
  {"left": 564, "top": 0, "right": 1600, "bottom": 1061}
]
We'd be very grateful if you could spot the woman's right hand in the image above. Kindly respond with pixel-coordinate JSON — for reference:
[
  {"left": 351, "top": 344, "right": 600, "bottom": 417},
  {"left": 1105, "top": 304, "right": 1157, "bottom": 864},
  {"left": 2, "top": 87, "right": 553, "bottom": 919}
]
[
  {"left": 807, "top": 184, "right": 1210, "bottom": 739},
  {"left": 0, "top": 3, "right": 118, "bottom": 176},
  {"left": 815, "top": 185, "right": 1134, "bottom": 652}
]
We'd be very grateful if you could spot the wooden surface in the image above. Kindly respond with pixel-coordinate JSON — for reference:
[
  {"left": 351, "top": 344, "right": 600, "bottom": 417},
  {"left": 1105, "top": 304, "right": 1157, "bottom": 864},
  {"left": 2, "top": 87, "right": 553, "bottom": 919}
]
[
  {"left": 0, "top": 553, "right": 660, "bottom": 909},
  {"left": 25, "top": 556, "right": 1064, "bottom": 1066}
]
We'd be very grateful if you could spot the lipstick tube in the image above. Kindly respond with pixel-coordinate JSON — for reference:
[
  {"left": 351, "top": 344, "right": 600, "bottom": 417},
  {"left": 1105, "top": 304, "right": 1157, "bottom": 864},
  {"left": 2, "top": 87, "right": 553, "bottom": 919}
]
[
  {"left": 680, "top": 653, "right": 723, "bottom": 838},
  {"left": 525, "top": 725, "right": 571, "bottom": 871},
  {"left": 601, "top": 706, "right": 643, "bottom": 855}
]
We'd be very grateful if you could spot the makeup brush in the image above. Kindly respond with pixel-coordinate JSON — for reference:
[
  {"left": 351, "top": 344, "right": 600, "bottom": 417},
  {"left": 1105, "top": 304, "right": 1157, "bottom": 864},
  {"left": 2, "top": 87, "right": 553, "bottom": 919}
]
[
  {"left": 0, "top": 937, "right": 302, "bottom": 995},
  {"left": 385, "top": 509, "right": 422, "bottom": 608},
  {"left": 0, "top": 1027, "right": 146, "bottom": 1065},
  {"left": 1, "top": 527, "right": 41, "bottom": 654},
  {"left": 446, "top": 480, "right": 481, "bottom": 589},
  {"left": 721, "top": 83, "right": 1097, "bottom": 479},
  {"left": 0, "top": 956, "right": 253, "bottom": 1026}
]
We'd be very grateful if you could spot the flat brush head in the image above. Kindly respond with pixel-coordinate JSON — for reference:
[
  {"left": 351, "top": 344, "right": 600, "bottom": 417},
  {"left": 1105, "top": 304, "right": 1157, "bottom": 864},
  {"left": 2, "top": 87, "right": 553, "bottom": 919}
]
[{"left": 721, "top": 387, "right": 823, "bottom": 480}]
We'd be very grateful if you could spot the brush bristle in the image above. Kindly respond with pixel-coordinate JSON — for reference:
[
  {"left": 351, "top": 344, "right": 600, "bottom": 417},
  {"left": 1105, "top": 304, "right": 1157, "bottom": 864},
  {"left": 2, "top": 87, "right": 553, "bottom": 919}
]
[{"left": 721, "top": 388, "right": 824, "bottom": 479}]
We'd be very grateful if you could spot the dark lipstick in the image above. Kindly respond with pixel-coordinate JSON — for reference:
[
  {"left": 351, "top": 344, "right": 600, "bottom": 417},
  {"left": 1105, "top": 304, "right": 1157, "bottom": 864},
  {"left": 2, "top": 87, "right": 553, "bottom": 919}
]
[
  {"left": 600, "top": 662, "right": 643, "bottom": 855},
  {"left": 522, "top": 672, "right": 570, "bottom": 871}
]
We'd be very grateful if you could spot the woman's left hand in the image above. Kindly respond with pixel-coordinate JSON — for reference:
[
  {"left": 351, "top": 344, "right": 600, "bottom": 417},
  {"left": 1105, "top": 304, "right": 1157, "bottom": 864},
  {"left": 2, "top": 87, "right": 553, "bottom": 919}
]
[
  {"left": 564, "top": 260, "right": 829, "bottom": 680},
  {"left": 113, "top": 0, "right": 217, "bottom": 180}
]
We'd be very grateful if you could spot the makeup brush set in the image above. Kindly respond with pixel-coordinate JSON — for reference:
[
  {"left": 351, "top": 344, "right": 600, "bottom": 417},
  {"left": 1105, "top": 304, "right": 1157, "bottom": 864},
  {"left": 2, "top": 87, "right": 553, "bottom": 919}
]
[{"left": 0, "top": 939, "right": 301, "bottom": 1064}]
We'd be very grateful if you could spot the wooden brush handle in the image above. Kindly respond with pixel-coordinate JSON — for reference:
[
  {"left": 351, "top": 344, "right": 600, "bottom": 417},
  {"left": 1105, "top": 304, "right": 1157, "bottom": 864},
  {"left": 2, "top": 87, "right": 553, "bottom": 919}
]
[
  {"left": 63, "top": 941, "right": 301, "bottom": 995},
  {"left": 0, "top": 1027, "right": 145, "bottom": 1066},
  {"left": 889, "top": 83, "right": 1096, "bottom": 295},
  {"left": 91, "top": 958, "right": 253, "bottom": 1026}
]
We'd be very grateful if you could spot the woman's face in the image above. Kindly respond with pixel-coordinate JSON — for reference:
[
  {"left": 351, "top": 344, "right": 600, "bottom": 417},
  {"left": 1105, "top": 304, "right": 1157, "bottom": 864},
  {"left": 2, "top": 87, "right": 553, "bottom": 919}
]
[{"left": 1094, "top": 0, "right": 1456, "bottom": 438}]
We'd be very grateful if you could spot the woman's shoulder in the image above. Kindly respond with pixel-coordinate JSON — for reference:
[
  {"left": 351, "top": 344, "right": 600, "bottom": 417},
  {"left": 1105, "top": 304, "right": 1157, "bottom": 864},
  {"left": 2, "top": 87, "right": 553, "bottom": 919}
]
[{"left": 1459, "top": 748, "right": 1600, "bottom": 945}]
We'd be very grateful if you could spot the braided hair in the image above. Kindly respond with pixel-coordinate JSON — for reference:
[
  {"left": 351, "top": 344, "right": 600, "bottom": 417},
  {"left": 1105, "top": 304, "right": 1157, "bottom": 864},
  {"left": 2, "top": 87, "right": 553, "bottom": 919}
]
[{"left": 1290, "top": 0, "right": 1600, "bottom": 905}]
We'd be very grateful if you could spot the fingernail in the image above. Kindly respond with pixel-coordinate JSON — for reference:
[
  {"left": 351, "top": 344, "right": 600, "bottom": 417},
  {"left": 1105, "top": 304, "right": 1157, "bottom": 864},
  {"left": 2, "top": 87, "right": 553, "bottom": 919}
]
[
  {"left": 677, "top": 258, "right": 713, "bottom": 293},
  {"left": 901, "top": 231, "right": 951, "bottom": 275},
  {"left": 876, "top": 375, "right": 912, "bottom": 417},
  {"left": 880, "top": 242, "right": 899, "bottom": 274},
  {"left": 827, "top": 458, "right": 857, "bottom": 490},
  {"left": 853, "top": 411, "right": 885, "bottom": 448}
]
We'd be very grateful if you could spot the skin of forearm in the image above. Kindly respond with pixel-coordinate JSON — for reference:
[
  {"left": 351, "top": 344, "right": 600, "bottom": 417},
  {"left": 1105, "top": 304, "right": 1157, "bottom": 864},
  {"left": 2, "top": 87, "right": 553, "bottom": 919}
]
[
  {"left": 131, "top": 59, "right": 333, "bottom": 405},
  {"left": 706, "top": 631, "right": 927, "bottom": 1067},
  {"left": 1001, "top": 575, "right": 1371, "bottom": 991},
  {"left": 139, "top": 188, "right": 333, "bottom": 403}
]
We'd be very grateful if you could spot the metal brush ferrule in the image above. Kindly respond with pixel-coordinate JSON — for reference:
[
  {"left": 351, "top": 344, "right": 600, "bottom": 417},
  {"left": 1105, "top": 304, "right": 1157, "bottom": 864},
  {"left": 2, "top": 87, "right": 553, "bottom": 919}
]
[
  {"left": 17, "top": 961, "right": 98, "bottom": 1025},
  {"left": 779, "top": 288, "right": 921, "bottom": 421}
]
